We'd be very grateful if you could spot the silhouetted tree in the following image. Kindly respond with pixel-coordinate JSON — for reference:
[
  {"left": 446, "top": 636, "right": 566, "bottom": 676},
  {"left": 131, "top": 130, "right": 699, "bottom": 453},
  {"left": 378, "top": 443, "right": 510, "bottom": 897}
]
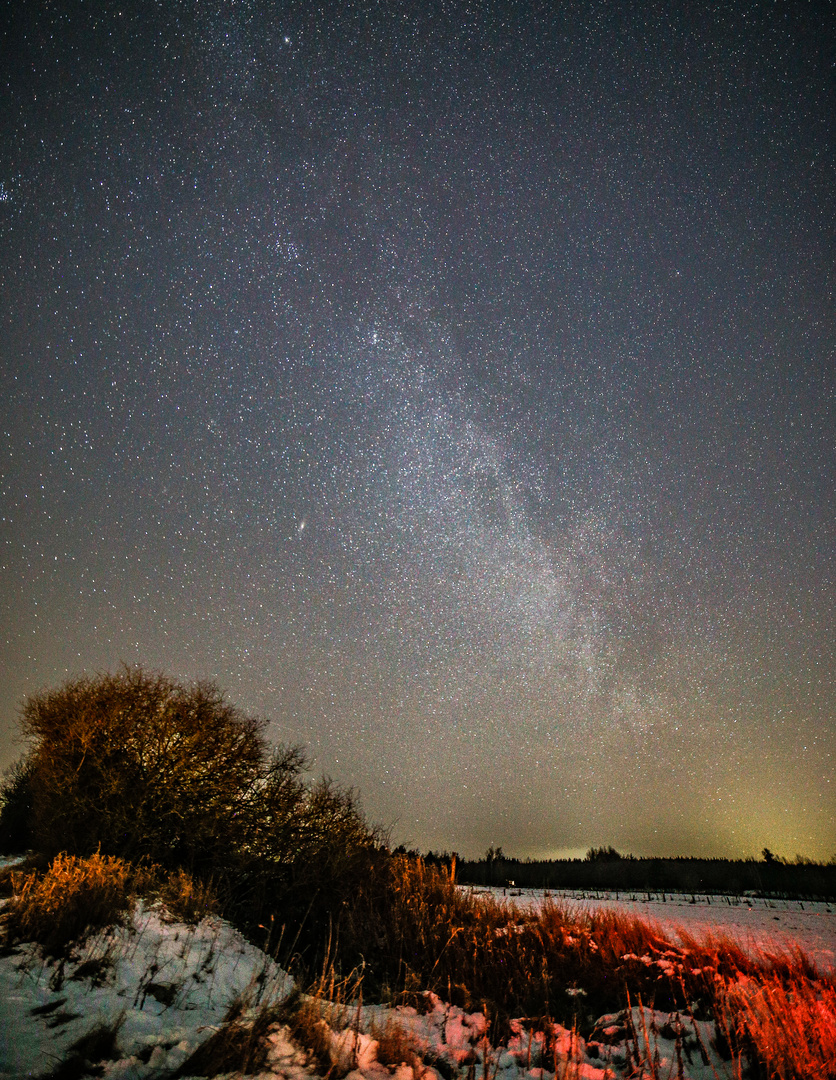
[
  {"left": 9, "top": 666, "right": 379, "bottom": 909},
  {"left": 585, "top": 845, "right": 622, "bottom": 862},
  {"left": 0, "top": 755, "right": 36, "bottom": 852}
]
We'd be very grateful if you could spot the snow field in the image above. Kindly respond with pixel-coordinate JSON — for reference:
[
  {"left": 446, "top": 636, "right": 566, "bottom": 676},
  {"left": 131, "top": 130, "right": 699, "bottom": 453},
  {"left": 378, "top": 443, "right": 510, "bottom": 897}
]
[{"left": 0, "top": 897, "right": 737, "bottom": 1080}]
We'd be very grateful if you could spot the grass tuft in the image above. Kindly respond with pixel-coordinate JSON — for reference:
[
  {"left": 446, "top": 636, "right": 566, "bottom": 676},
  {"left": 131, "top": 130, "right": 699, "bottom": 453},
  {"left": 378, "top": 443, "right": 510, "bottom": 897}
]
[
  {"left": 370, "top": 1013, "right": 420, "bottom": 1069},
  {"left": 159, "top": 867, "right": 219, "bottom": 924},
  {"left": 7, "top": 852, "right": 134, "bottom": 956},
  {"left": 42, "top": 1013, "right": 125, "bottom": 1080},
  {"left": 173, "top": 997, "right": 282, "bottom": 1077},
  {"left": 280, "top": 964, "right": 367, "bottom": 1077}
]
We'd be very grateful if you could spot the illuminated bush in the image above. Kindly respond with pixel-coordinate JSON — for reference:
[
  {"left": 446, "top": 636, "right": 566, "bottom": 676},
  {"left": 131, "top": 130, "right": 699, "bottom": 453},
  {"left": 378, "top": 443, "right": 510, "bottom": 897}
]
[
  {"left": 16, "top": 668, "right": 279, "bottom": 872},
  {"left": 11, "top": 667, "right": 378, "bottom": 906}
]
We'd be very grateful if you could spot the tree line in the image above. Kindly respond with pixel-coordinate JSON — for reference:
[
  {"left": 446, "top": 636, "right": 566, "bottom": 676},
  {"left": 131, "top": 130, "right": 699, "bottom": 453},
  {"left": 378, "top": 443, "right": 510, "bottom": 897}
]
[{"left": 437, "top": 848, "right": 836, "bottom": 898}]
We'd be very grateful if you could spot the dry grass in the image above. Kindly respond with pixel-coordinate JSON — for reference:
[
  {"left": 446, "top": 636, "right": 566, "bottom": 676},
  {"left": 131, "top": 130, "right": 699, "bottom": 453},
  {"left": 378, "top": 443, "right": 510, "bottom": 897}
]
[
  {"left": 369, "top": 1013, "right": 420, "bottom": 1068},
  {"left": 173, "top": 996, "right": 281, "bottom": 1077},
  {"left": 42, "top": 1014, "right": 125, "bottom": 1080},
  {"left": 6, "top": 852, "right": 135, "bottom": 956},
  {"left": 282, "top": 963, "right": 367, "bottom": 1076},
  {"left": 284, "top": 991, "right": 339, "bottom": 1073},
  {"left": 715, "top": 972, "right": 836, "bottom": 1080},
  {"left": 159, "top": 867, "right": 219, "bottom": 924},
  {"left": 7, "top": 846, "right": 833, "bottom": 1077},
  {"left": 4, "top": 849, "right": 222, "bottom": 954},
  {"left": 342, "top": 857, "right": 691, "bottom": 1027},
  {"left": 335, "top": 855, "right": 836, "bottom": 1077},
  {"left": 283, "top": 967, "right": 431, "bottom": 1079}
]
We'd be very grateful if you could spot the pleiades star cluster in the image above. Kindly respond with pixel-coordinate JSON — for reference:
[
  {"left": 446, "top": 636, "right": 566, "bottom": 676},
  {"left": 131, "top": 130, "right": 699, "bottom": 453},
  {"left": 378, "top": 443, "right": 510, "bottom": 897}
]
[{"left": 1, "top": 1, "right": 833, "bottom": 859}]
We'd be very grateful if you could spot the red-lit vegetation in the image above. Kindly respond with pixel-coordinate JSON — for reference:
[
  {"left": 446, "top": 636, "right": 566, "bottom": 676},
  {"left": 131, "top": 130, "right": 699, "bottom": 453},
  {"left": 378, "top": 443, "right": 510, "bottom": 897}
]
[
  {"left": 335, "top": 855, "right": 836, "bottom": 1076},
  {"left": 2, "top": 669, "right": 835, "bottom": 1077}
]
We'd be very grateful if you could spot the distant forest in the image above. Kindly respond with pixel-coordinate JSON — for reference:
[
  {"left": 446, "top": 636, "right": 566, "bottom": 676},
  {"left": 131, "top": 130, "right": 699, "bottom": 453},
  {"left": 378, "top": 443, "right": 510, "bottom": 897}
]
[{"left": 398, "top": 846, "right": 836, "bottom": 899}]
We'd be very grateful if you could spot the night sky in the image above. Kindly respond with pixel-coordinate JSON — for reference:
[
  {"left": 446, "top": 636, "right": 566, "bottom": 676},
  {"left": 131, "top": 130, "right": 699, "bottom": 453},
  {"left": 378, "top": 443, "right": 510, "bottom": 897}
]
[{"left": 2, "top": 1, "right": 834, "bottom": 861}]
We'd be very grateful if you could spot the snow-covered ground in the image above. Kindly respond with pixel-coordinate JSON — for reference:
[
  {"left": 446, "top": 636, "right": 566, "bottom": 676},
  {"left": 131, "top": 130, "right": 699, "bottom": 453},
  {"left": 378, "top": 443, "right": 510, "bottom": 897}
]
[
  {"left": 476, "top": 887, "right": 836, "bottom": 972},
  {"left": 4, "top": 863, "right": 833, "bottom": 1079},
  {"left": 0, "top": 901, "right": 294, "bottom": 1077},
  {"left": 0, "top": 895, "right": 735, "bottom": 1080}
]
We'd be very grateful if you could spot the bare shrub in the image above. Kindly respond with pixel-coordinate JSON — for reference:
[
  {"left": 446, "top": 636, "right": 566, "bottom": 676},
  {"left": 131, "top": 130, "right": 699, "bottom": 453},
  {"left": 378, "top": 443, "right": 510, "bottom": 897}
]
[
  {"left": 230, "top": 774, "right": 383, "bottom": 955},
  {"left": 12, "top": 667, "right": 381, "bottom": 944},
  {"left": 0, "top": 754, "right": 36, "bottom": 852},
  {"left": 18, "top": 667, "right": 292, "bottom": 874},
  {"left": 7, "top": 852, "right": 134, "bottom": 956}
]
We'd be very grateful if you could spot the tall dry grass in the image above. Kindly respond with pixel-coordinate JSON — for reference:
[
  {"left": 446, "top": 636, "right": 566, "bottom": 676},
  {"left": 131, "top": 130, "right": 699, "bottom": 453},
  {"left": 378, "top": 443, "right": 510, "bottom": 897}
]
[
  {"left": 715, "top": 972, "right": 836, "bottom": 1080},
  {"left": 3, "top": 851, "right": 222, "bottom": 957},
  {"left": 279, "top": 962, "right": 370, "bottom": 1075},
  {"left": 338, "top": 856, "right": 691, "bottom": 1027},
  {"left": 6, "top": 851, "right": 136, "bottom": 955},
  {"left": 334, "top": 855, "right": 836, "bottom": 1078},
  {"left": 6, "top": 848, "right": 835, "bottom": 1077}
]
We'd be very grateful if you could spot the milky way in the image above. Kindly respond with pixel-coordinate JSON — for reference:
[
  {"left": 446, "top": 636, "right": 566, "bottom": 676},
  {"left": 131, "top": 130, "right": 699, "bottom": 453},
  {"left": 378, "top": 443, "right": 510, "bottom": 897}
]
[{"left": 1, "top": 1, "right": 833, "bottom": 859}]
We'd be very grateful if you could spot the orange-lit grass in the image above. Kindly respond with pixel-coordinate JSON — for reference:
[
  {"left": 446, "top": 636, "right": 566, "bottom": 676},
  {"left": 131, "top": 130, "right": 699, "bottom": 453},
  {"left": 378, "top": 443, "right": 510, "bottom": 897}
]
[
  {"left": 158, "top": 866, "right": 219, "bottom": 924},
  {"left": 6, "top": 851, "right": 136, "bottom": 955},
  {"left": 339, "top": 855, "right": 836, "bottom": 1077},
  {"left": 3, "top": 851, "right": 221, "bottom": 958}
]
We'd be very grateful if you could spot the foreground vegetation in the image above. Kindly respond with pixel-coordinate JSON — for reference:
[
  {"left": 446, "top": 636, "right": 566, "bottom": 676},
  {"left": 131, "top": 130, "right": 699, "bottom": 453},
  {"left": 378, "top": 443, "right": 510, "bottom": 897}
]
[{"left": 2, "top": 667, "right": 835, "bottom": 1078}]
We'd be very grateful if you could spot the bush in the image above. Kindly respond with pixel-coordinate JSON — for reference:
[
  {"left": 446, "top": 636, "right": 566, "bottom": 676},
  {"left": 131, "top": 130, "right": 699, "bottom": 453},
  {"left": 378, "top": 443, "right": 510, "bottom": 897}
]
[
  {"left": 9, "top": 667, "right": 382, "bottom": 950},
  {"left": 0, "top": 755, "right": 36, "bottom": 852},
  {"left": 17, "top": 667, "right": 286, "bottom": 873},
  {"left": 7, "top": 852, "right": 135, "bottom": 955},
  {"left": 227, "top": 775, "right": 384, "bottom": 952}
]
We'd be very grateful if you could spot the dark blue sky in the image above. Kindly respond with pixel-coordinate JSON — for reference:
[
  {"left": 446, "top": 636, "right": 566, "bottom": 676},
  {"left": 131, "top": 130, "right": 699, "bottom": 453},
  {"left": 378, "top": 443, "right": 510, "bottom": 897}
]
[{"left": 2, "top": 0, "right": 834, "bottom": 859}]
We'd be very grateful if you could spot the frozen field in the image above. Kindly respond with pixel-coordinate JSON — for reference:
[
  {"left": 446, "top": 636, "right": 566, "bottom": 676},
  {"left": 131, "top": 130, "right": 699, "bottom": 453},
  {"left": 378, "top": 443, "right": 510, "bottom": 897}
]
[
  {"left": 2, "top": 860, "right": 834, "bottom": 1078},
  {"left": 0, "top": 899, "right": 735, "bottom": 1080},
  {"left": 473, "top": 886, "right": 836, "bottom": 972}
]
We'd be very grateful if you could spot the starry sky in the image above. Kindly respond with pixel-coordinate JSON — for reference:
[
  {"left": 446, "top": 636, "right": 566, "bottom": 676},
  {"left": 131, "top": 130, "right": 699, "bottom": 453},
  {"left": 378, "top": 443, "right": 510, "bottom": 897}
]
[{"left": 2, "top": 0, "right": 834, "bottom": 861}]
